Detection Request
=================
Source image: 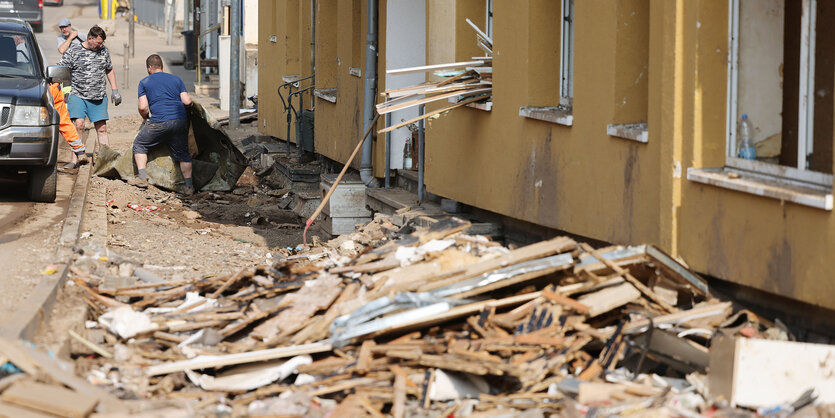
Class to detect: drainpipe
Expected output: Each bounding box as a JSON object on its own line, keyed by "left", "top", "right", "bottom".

{"left": 360, "top": 0, "right": 379, "bottom": 187}
{"left": 418, "top": 104, "right": 425, "bottom": 203}
{"left": 229, "top": 0, "right": 241, "bottom": 128}
{"left": 310, "top": 0, "right": 316, "bottom": 87}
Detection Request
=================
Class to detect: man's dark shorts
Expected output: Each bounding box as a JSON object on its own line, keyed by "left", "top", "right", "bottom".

{"left": 133, "top": 118, "right": 191, "bottom": 162}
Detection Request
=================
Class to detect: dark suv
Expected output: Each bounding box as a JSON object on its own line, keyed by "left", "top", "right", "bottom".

{"left": 0, "top": 0, "right": 43, "bottom": 33}
{"left": 0, "top": 19, "right": 70, "bottom": 202}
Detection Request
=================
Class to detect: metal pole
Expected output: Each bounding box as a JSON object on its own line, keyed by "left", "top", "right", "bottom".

{"left": 418, "top": 104, "right": 425, "bottom": 203}
{"left": 194, "top": 0, "right": 201, "bottom": 84}
{"left": 384, "top": 112, "right": 391, "bottom": 188}
{"left": 166, "top": 0, "right": 174, "bottom": 46}
{"left": 286, "top": 84, "right": 294, "bottom": 153}
{"left": 129, "top": 9, "right": 135, "bottom": 58}
{"left": 229, "top": 0, "right": 241, "bottom": 128}
{"left": 123, "top": 43, "right": 129, "bottom": 90}
{"left": 296, "top": 93, "right": 303, "bottom": 163}
{"left": 310, "top": 0, "right": 316, "bottom": 86}
{"left": 359, "top": 0, "right": 378, "bottom": 187}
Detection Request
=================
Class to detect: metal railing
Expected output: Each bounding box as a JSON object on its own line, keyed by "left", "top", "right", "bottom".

{"left": 133, "top": 0, "right": 166, "bottom": 30}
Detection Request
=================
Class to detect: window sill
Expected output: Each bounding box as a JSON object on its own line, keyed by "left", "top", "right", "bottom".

{"left": 282, "top": 75, "right": 300, "bottom": 83}
{"left": 687, "top": 167, "right": 833, "bottom": 210}
{"left": 449, "top": 97, "right": 492, "bottom": 111}
{"left": 519, "top": 106, "right": 573, "bottom": 126}
{"left": 314, "top": 88, "right": 337, "bottom": 104}
{"left": 607, "top": 123, "right": 648, "bottom": 143}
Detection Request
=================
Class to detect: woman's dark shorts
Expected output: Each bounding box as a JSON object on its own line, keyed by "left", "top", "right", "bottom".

{"left": 133, "top": 118, "right": 191, "bottom": 162}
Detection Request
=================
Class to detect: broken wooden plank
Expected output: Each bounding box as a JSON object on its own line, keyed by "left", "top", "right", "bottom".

{"left": 419, "top": 236, "right": 577, "bottom": 292}
{"left": 375, "top": 88, "right": 492, "bottom": 115}
{"left": 356, "top": 340, "right": 376, "bottom": 375}
{"left": 209, "top": 269, "right": 252, "bottom": 298}
{"left": 145, "top": 341, "right": 333, "bottom": 376}
{"left": 577, "top": 282, "right": 641, "bottom": 317}
{"left": 252, "top": 275, "right": 343, "bottom": 341}
{"left": 68, "top": 330, "right": 112, "bottom": 359}
{"left": 437, "top": 69, "right": 478, "bottom": 87}
{"left": 1, "top": 380, "right": 98, "bottom": 418}
{"left": 220, "top": 300, "right": 289, "bottom": 338}
{"left": 393, "top": 375, "right": 406, "bottom": 418}
{"left": 465, "top": 18, "right": 493, "bottom": 47}
{"left": 387, "top": 60, "right": 486, "bottom": 76}
{"left": 378, "top": 93, "right": 492, "bottom": 134}
{"left": 0, "top": 400, "right": 55, "bottom": 418}
{"left": 580, "top": 243, "right": 677, "bottom": 313}
{"left": 542, "top": 289, "right": 590, "bottom": 314}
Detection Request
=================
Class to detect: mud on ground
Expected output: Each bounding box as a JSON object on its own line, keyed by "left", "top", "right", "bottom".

{"left": 35, "top": 115, "right": 309, "bottom": 351}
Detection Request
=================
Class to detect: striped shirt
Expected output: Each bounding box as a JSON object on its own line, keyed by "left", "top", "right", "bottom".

{"left": 57, "top": 43, "right": 112, "bottom": 100}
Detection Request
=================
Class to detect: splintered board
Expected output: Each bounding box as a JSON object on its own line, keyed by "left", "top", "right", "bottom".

{"left": 1, "top": 380, "right": 98, "bottom": 418}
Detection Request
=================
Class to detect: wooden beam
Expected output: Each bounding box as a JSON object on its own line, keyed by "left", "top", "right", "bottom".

{"left": 376, "top": 88, "right": 492, "bottom": 115}
{"left": 580, "top": 243, "right": 678, "bottom": 313}
{"left": 387, "top": 60, "right": 486, "bottom": 76}
{"left": 145, "top": 341, "right": 332, "bottom": 376}
{"left": 378, "top": 94, "right": 492, "bottom": 134}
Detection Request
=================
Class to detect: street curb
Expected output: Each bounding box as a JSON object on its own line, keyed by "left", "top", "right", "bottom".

{"left": 5, "top": 161, "right": 93, "bottom": 341}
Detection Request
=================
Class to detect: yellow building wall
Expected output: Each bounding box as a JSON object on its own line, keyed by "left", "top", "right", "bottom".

{"left": 675, "top": 0, "right": 835, "bottom": 309}
{"left": 258, "top": 0, "right": 835, "bottom": 310}
{"left": 423, "top": 0, "right": 661, "bottom": 246}
{"left": 258, "top": 0, "right": 304, "bottom": 143}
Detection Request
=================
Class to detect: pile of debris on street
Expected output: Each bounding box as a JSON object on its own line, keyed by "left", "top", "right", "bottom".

{"left": 2, "top": 211, "right": 834, "bottom": 417}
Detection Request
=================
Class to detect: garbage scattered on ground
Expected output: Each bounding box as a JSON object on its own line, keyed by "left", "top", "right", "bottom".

{"left": 3, "top": 211, "right": 833, "bottom": 416}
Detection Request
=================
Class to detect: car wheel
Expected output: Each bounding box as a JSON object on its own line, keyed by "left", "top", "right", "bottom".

{"left": 32, "top": 23, "right": 43, "bottom": 33}
{"left": 28, "top": 164, "right": 57, "bottom": 203}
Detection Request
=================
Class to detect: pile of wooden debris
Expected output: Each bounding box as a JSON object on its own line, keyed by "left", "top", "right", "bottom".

{"left": 4, "top": 210, "right": 832, "bottom": 417}
{"left": 376, "top": 18, "right": 493, "bottom": 135}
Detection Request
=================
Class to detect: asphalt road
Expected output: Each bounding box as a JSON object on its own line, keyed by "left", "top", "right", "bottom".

{"left": 0, "top": 1, "right": 82, "bottom": 330}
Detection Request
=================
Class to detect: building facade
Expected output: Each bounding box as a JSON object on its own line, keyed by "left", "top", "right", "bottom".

{"left": 258, "top": 0, "right": 835, "bottom": 310}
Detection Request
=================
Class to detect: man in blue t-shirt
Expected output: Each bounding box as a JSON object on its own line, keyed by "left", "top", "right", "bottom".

{"left": 130, "top": 54, "right": 195, "bottom": 195}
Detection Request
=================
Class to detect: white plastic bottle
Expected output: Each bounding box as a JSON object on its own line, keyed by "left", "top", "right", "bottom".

{"left": 737, "top": 114, "right": 756, "bottom": 160}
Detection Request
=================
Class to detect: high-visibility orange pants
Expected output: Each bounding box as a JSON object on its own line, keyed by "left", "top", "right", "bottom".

{"left": 49, "top": 83, "right": 85, "bottom": 154}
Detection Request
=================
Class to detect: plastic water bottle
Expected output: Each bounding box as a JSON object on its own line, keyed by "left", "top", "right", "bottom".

{"left": 403, "top": 138, "right": 413, "bottom": 170}
{"left": 737, "top": 114, "right": 756, "bottom": 160}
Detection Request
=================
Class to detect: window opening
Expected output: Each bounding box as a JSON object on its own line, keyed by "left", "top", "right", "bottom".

{"left": 726, "top": 0, "right": 833, "bottom": 185}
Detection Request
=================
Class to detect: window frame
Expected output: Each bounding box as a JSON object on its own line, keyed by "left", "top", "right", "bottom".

{"left": 725, "top": 0, "right": 832, "bottom": 187}
{"left": 560, "top": 0, "right": 574, "bottom": 99}
{"left": 485, "top": 0, "right": 493, "bottom": 39}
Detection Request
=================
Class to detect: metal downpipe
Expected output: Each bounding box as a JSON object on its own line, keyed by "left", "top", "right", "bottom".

{"left": 360, "top": 0, "right": 379, "bottom": 187}
{"left": 418, "top": 104, "right": 425, "bottom": 203}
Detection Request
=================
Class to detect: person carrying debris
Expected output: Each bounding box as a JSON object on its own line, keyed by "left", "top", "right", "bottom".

{"left": 131, "top": 54, "right": 195, "bottom": 195}
{"left": 57, "top": 25, "right": 121, "bottom": 166}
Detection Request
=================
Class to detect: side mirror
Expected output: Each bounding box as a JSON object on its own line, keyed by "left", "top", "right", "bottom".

{"left": 46, "top": 65, "right": 70, "bottom": 83}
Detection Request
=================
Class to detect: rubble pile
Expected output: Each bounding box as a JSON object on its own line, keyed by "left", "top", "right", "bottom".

{"left": 1, "top": 214, "right": 833, "bottom": 417}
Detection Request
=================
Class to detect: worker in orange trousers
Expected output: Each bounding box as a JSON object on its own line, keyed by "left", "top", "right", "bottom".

{"left": 49, "top": 83, "right": 87, "bottom": 169}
